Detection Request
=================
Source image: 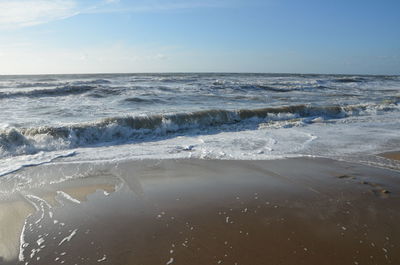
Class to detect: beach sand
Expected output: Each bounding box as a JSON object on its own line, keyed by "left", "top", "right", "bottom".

{"left": 1, "top": 158, "right": 400, "bottom": 265}
{"left": 380, "top": 151, "right": 400, "bottom": 162}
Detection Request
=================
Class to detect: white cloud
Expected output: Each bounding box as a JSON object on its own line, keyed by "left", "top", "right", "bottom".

{"left": 111, "top": 1, "right": 227, "bottom": 13}
{"left": 0, "top": 0, "right": 79, "bottom": 29}
{"left": 0, "top": 0, "right": 228, "bottom": 29}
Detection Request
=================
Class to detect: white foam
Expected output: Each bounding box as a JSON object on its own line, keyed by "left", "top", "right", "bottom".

{"left": 1, "top": 74, "right": 399, "bottom": 186}
{"left": 24, "top": 195, "right": 52, "bottom": 225}
{"left": 58, "top": 229, "right": 78, "bottom": 246}
{"left": 60, "top": 126, "right": 314, "bottom": 162}
{"left": 56, "top": 191, "right": 81, "bottom": 205}
{"left": 0, "top": 151, "right": 76, "bottom": 177}
{"left": 37, "top": 238, "right": 45, "bottom": 246}
{"left": 18, "top": 218, "right": 29, "bottom": 262}
{"left": 52, "top": 106, "right": 399, "bottom": 172}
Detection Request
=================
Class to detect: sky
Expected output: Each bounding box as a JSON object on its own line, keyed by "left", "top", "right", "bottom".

{"left": 0, "top": 0, "right": 399, "bottom": 75}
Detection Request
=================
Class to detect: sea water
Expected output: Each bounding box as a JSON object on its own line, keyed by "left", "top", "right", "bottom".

{"left": 0, "top": 73, "right": 399, "bottom": 181}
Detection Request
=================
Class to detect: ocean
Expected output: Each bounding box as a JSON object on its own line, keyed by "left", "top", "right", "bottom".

{"left": 0, "top": 73, "right": 399, "bottom": 183}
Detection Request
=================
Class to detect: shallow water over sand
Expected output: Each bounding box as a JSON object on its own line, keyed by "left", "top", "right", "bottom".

{"left": 1, "top": 158, "right": 400, "bottom": 264}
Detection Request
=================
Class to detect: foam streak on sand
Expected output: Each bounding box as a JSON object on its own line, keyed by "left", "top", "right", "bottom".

{"left": 58, "top": 229, "right": 78, "bottom": 246}
{"left": 18, "top": 218, "right": 29, "bottom": 262}
{"left": 97, "top": 255, "right": 107, "bottom": 262}
{"left": 24, "top": 195, "right": 52, "bottom": 224}
{"left": 56, "top": 191, "right": 81, "bottom": 204}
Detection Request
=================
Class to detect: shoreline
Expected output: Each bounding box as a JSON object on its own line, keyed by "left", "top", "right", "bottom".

{"left": 380, "top": 151, "right": 400, "bottom": 162}
{"left": 1, "top": 157, "right": 399, "bottom": 264}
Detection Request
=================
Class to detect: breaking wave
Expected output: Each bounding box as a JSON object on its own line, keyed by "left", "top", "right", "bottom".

{"left": 332, "top": 77, "right": 366, "bottom": 83}
{"left": 15, "top": 82, "right": 65, "bottom": 88}
{"left": 13, "top": 79, "right": 111, "bottom": 88}
{"left": 0, "top": 85, "right": 95, "bottom": 99}
{"left": 0, "top": 84, "right": 122, "bottom": 99}
{"left": 1, "top": 102, "right": 398, "bottom": 158}
{"left": 209, "top": 80, "right": 329, "bottom": 92}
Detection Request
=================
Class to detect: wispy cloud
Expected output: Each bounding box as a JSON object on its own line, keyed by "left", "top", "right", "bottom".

{"left": 0, "top": 0, "right": 228, "bottom": 29}
{"left": 0, "top": 0, "right": 80, "bottom": 29}
{"left": 91, "top": 0, "right": 227, "bottom": 13}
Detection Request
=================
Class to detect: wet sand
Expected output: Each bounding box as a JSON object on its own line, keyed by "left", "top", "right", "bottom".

{"left": 380, "top": 151, "right": 400, "bottom": 162}
{"left": 1, "top": 158, "right": 400, "bottom": 265}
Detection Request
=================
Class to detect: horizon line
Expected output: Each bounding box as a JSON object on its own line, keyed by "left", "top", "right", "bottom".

{"left": 0, "top": 71, "right": 398, "bottom": 77}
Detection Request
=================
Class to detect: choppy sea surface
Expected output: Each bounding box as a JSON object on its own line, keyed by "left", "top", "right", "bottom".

{"left": 0, "top": 73, "right": 399, "bottom": 180}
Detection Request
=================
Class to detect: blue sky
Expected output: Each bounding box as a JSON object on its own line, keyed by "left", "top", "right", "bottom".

{"left": 0, "top": 0, "right": 399, "bottom": 75}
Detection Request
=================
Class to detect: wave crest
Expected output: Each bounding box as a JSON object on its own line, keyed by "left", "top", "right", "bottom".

{"left": 0, "top": 102, "right": 398, "bottom": 158}
{"left": 0, "top": 85, "right": 95, "bottom": 99}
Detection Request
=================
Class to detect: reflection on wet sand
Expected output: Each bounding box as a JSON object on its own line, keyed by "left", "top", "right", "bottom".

{"left": 0, "top": 158, "right": 400, "bottom": 265}
{"left": 0, "top": 200, "right": 34, "bottom": 263}
{"left": 0, "top": 164, "right": 121, "bottom": 264}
